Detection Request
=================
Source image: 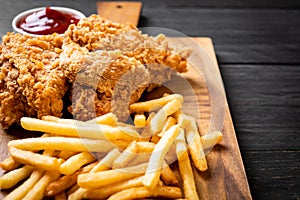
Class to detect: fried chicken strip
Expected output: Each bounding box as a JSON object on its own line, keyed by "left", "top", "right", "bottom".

{"left": 0, "top": 33, "right": 67, "bottom": 128}
{"left": 61, "top": 15, "right": 191, "bottom": 121}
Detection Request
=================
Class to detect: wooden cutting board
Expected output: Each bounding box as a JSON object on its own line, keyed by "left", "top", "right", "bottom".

{"left": 184, "top": 38, "right": 253, "bottom": 199}
{"left": 97, "top": 2, "right": 253, "bottom": 199}
{"left": 0, "top": 2, "right": 252, "bottom": 199}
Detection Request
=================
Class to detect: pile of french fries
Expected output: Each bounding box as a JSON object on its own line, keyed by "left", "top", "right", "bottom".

{"left": 0, "top": 93, "right": 223, "bottom": 200}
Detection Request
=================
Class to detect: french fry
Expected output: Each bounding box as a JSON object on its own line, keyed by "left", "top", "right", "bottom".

{"left": 21, "top": 117, "right": 139, "bottom": 141}
{"left": 41, "top": 115, "right": 61, "bottom": 122}
{"left": 175, "top": 128, "right": 186, "bottom": 157}
{"left": 176, "top": 128, "right": 199, "bottom": 200}
{"left": 83, "top": 176, "right": 144, "bottom": 199}
{"left": 183, "top": 115, "right": 208, "bottom": 171}
{"left": 68, "top": 149, "right": 121, "bottom": 200}
{"left": 164, "top": 142, "right": 177, "bottom": 164}
{"left": 106, "top": 124, "right": 142, "bottom": 141}
{"left": 4, "top": 169, "right": 45, "bottom": 200}
{"left": 45, "top": 162, "right": 98, "bottom": 196}
{"left": 58, "top": 151, "right": 78, "bottom": 160}
{"left": 173, "top": 110, "right": 183, "bottom": 126}
{"left": 92, "top": 148, "right": 121, "bottom": 172}
{"left": 48, "top": 175, "right": 76, "bottom": 197}
{"left": 0, "top": 156, "right": 21, "bottom": 171}
{"left": 136, "top": 142, "right": 155, "bottom": 153}
{"left": 139, "top": 127, "right": 152, "bottom": 141}
{"left": 116, "top": 122, "right": 139, "bottom": 130}
{"left": 0, "top": 165, "right": 34, "bottom": 189}
{"left": 67, "top": 184, "right": 80, "bottom": 196}
{"left": 134, "top": 114, "right": 146, "bottom": 128}
{"left": 130, "top": 94, "right": 183, "bottom": 113}
{"left": 54, "top": 192, "right": 67, "bottom": 200}
{"left": 109, "top": 139, "right": 133, "bottom": 150}
{"left": 23, "top": 166, "right": 61, "bottom": 200}
{"left": 59, "top": 152, "right": 96, "bottom": 175}
{"left": 138, "top": 112, "right": 156, "bottom": 140}
{"left": 158, "top": 116, "right": 177, "bottom": 137}
{"left": 143, "top": 125, "right": 180, "bottom": 189}
{"left": 12, "top": 151, "right": 61, "bottom": 200}
{"left": 78, "top": 163, "right": 148, "bottom": 189}
{"left": 107, "top": 186, "right": 182, "bottom": 200}
{"left": 160, "top": 160, "right": 178, "bottom": 186}
{"left": 201, "top": 131, "right": 223, "bottom": 151}
{"left": 150, "top": 99, "right": 182, "bottom": 133}
{"left": 8, "top": 137, "right": 120, "bottom": 153}
{"left": 41, "top": 116, "right": 81, "bottom": 125}
{"left": 4, "top": 148, "right": 51, "bottom": 199}
{"left": 86, "top": 112, "right": 118, "bottom": 125}
{"left": 149, "top": 104, "right": 163, "bottom": 112}
{"left": 128, "top": 142, "right": 154, "bottom": 167}
{"left": 41, "top": 149, "right": 56, "bottom": 156}
{"left": 177, "top": 153, "right": 199, "bottom": 200}
{"left": 126, "top": 153, "right": 151, "bottom": 167}
{"left": 8, "top": 146, "right": 59, "bottom": 171}
{"left": 68, "top": 188, "right": 84, "bottom": 200}
{"left": 113, "top": 141, "right": 138, "bottom": 169}
{"left": 73, "top": 177, "right": 164, "bottom": 200}
{"left": 146, "top": 112, "right": 156, "bottom": 125}
{"left": 150, "top": 135, "right": 160, "bottom": 144}
{"left": 1, "top": 93, "right": 223, "bottom": 199}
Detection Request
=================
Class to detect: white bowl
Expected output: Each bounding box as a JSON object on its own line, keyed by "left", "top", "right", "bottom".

{"left": 12, "top": 6, "right": 86, "bottom": 37}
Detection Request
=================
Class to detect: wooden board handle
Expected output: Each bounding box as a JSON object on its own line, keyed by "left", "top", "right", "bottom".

{"left": 97, "top": 1, "right": 142, "bottom": 26}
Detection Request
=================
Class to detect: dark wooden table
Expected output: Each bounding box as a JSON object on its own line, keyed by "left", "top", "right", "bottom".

{"left": 0, "top": 0, "right": 299, "bottom": 199}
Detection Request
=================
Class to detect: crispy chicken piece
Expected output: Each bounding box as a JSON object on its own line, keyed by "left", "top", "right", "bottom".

{"left": 0, "top": 15, "right": 191, "bottom": 128}
{"left": 0, "top": 33, "right": 67, "bottom": 129}
{"left": 63, "top": 47, "right": 151, "bottom": 121}
{"left": 0, "top": 57, "right": 33, "bottom": 129}
{"left": 61, "top": 15, "right": 191, "bottom": 121}
{"left": 65, "top": 15, "right": 188, "bottom": 73}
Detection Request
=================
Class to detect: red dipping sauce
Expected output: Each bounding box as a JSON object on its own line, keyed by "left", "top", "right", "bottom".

{"left": 17, "top": 7, "right": 80, "bottom": 35}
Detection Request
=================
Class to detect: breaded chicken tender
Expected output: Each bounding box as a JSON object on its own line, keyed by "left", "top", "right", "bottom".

{"left": 61, "top": 15, "right": 191, "bottom": 121}
{"left": 0, "top": 33, "right": 67, "bottom": 128}
{"left": 0, "top": 15, "right": 191, "bottom": 128}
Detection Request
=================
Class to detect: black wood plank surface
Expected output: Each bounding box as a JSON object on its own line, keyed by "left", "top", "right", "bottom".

{"left": 221, "top": 65, "right": 300, "bottom": 150}
{"left": 0, "top": 0, "right": 299, "bottom": 199}
{"left": 221, "top": 64, "right": 300, "bottom": 199}
{"left": 140, "top": 0, "right": 300, "bottom": 9}
{"left": 243, "top": 151, "right": 300, "bottom": 200}
{"left": 138, "top": 8, "right": 300, "bottom": 64}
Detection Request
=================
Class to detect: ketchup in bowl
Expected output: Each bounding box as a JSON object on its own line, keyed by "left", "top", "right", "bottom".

{"left": 16, "top": 7, "right": 81, "bottom": 35}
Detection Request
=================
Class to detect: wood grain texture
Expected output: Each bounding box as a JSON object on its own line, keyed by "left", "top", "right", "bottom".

{"left": 188, "top": 38, "right": 252, "bottom": 199}
{"left": 243, "top": 151, "right": 300, "bottom": 200}
{"left": 138, "top": 8, "right": 300, "bottom": 64}
{"left": 0, "top": 0, "right": 299, "bottom": 199}
{"left": 97, "top": 1, "right": 142, "bottom": 26}
{"left": 138, "top": 0, "right": 300, "bottom": 9}
{"left": 219, "top": 64, "right": 300, "bottom": 199}
{"left": 220, "top": 64, "right": 300, "bottom": 150}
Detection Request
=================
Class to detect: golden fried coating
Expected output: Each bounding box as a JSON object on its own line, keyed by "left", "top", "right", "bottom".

{"left": 0, "top": 15, "right": 191, "bottom": 128}
{"left": 0, "top": 33, "right": 67, "bottom": 128}
{"left": 62, "top": 15, "right": 190, "bottom": 121}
